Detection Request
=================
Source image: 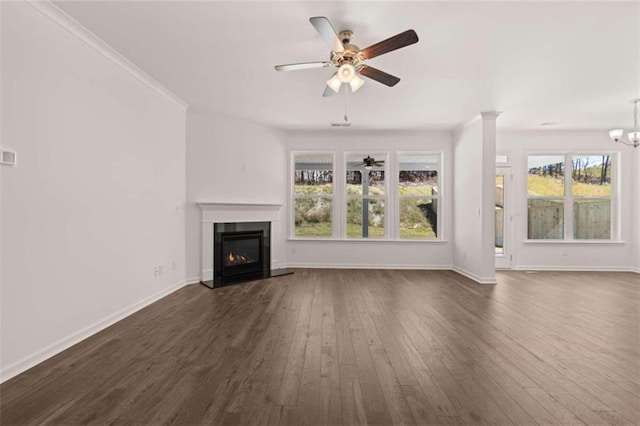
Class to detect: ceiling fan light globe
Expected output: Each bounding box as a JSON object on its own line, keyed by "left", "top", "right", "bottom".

{"left": 628, "top": 131, "right": 640, "bottom": 144}
{"left": 327, "top": 73, "right": 342, "bottom": 93}
{"left": 337, "top": 64, "right": 355, "bottom": 83}
{"left": 609, "top": 129, "right": 624, "bottom": 142}
{"left": 349, "top": 74, "right": 365, "bottom": 92}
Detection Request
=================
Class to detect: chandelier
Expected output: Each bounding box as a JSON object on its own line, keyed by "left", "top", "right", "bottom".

{"left": 609, "top": 98, "right": 640, "bottom": 148}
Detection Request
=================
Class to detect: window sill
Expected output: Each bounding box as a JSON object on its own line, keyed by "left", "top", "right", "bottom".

{"left": 523, "top": 240, "right": 626, "bottom": 245}
{"left": 288, "top": 238, "right": 448, "bottom": 243}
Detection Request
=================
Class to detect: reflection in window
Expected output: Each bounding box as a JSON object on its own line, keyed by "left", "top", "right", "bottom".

{"left": 346, "top": 153, "right": 386, "bottom": 239}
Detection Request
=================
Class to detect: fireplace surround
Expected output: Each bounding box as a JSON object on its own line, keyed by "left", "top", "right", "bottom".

{"left": 198, "top": 202, "right": 291, "bottom": 289}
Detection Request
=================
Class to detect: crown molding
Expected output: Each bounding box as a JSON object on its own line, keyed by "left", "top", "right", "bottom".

{"left": 26, "top": 0, "right": 189, "bottom": 111}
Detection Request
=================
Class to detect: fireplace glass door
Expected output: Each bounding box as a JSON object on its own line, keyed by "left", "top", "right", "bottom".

{"left": 220, "top": 231, "right": 263, "bottom": 277}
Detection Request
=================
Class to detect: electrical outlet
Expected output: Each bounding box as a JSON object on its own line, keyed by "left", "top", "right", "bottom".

{"left": 154, "top": 266, "right": 160, "bottom": 277}
{"left": 172, "top": 260, "right": 177, "bottom": 270}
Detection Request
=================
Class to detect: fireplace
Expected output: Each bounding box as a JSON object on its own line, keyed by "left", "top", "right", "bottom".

{"left": 211, "top": 221, "right": 271, "bottom": 287}
{"left": 198, "top": 203, "right": 293, "bottom": 289}
{"left": 220, "top": 231, "right": 263, "bottom": 278}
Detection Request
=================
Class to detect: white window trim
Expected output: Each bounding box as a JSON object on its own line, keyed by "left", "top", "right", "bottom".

{"left": 290, "top": 149, "right": 446, "bottom": 242}
{"left": 291, "top": 151, "right": 336, "bottom": 239}
{"left": 344, "top": 151, "right": 390, "bottom": 239}
{"left": 397, "top": 151, "right": 443, "bottom": 241}
{"left": 524, "top": 151, "right": 618, "bottom": 242}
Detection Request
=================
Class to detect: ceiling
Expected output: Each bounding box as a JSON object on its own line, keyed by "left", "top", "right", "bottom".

{"left": 55, "top": 1, "right": 639, "bottom": 132}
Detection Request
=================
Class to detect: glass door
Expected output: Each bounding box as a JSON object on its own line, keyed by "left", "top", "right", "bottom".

{"left": 496, "top": 167, "right": 513, "bottom": 268}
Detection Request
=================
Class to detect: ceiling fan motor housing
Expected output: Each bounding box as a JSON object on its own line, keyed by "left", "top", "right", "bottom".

{"left": 338, "top": 30, "right": 353, "bottom": 45}
{"left": 331, "top": 52, "right": 361, "bottom": 68}
{"left": 329, "top": 30, "right": 362, "bottom": 66}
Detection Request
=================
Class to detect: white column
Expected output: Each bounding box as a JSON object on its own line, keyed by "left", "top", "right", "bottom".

{"left": 480, "top": 112, "right": 502, "bottom": 282}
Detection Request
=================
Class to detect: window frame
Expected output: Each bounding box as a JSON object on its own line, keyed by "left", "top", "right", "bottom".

{"left": 525, "top": 151, "right": 617, "bottom": 242}
{"left": 397, "top": 151, "right": 442, "bottom": 240}
{"left": 289, "top": 149, "right": 446, "bottom": 242}
{"left": 344, "top": 151, "right": 389, "bottom": 239}
{"left": 291, "top": 151, "right": 336, "bottom": 239}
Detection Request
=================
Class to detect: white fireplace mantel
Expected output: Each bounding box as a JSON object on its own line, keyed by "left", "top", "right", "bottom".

{"left": 198, "top": 202, "right": 284, "bottom": 282}
{"left": 198, "top": 202, "right": 282, "bottom": 223}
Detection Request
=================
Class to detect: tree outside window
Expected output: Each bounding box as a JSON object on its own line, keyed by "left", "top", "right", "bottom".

{"left": 571, "top": 155, "right": 611, "bottom": 239}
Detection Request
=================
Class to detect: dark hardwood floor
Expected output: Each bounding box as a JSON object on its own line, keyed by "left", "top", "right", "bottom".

{"left": 1, "top": 269, "right": 639, "bottom": 425}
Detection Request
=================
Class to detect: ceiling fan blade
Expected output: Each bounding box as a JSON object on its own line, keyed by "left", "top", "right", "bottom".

{"left": 322, "top": 85, "right": 337, "bottom": 97}
{"left": 309, "top": 17, "right": 345, "bottom": 52}
{"left": 357, "top": 65, "right": 401, "bottom": 87}
{"left": 359, "top": 29, "right": 418, "bottom": 60}
{"left": 275, "top": 62, "right": 332, "bottom": 72}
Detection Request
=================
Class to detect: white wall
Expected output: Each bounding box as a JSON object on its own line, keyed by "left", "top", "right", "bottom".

{"left": 1, "top": 2, "right": 187, "bottom": 381}
{"left": 185, "top": 109, "right": 287, "bottom": 282}
{"left": 496, "top": 130, "right": 636, "bottom": 271}
{"left": 285, "top": 130, "right": 454, "bottom": 269}
{"left": 452, "top": 116, "right": 497, "bottom": 283}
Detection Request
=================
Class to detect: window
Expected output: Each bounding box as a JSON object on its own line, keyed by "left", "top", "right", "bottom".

{"left": 345, "top": 153, "right": 386, "bottom": 238}
{"left": 527, "top": 155, "right": 565, "bottom": 239}
{"left": 527, "top": 154, "right": 614, "bottom": 240}
{"left": 291, "top": 150, "right": 444, "bottom": 241}
{"left": 398, "top": 153, "right": 440, "bottom": 239}
{"left": 293, "top": 153, "right": 333, "bottom": 238}
{"left": 572, "top": 155, "right": 612, "bottom": 239}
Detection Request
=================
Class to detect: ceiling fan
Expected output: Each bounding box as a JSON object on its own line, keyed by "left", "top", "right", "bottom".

{"left": 275, "top": 17, "right": 418, "bottom": 97}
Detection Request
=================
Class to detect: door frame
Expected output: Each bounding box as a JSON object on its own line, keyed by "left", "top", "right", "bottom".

{"left": 496, "top": 166, "right": 514, "bottom": 269}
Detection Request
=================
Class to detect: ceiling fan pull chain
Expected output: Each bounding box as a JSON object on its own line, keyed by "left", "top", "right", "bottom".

{"left": 344, "top": 85, "right": 349, "bottom": 122}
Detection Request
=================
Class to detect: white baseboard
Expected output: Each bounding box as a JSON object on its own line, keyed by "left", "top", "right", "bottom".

{"left": 186, "top": 276, "right": 203, "bottom": 285}
{"left": 286, "top": 263, "right": 496, "bottom": 284}
{"left": 452, "top": 267, "right": 497, "bottom": 284}
{"left": 511, "top": 265, "right": 635, "bottom": 272}
{"left": 285, "top": 263, "right": 453, "bottom": 270}
{"left": 0, "top": 279, "right": 188, "bottom": 383}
